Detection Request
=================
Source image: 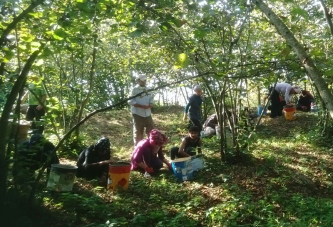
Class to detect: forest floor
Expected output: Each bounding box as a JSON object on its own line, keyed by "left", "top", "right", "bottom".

{"left": 3, "top": 106, "right": 333, "bottom": 227}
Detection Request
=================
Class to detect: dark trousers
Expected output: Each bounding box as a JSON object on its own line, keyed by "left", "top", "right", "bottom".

{"left": 189, "top": 118, "right": 202, "bottom": 132}
{"left": 170, "top": 146, "right": 196, "bottom": 160}
{"left": 76, "top": 164, "right": 109, "bottom": 180}
{"left": 269, "top": 90, "right": 284, "bottom": 117}
{"left": 26, "top": 105, "right": 45, "bottom": 134}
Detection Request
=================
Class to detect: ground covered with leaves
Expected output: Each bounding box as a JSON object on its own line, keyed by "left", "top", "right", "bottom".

{"left": 3, "top": 106, "right": 333, "bottom": 227}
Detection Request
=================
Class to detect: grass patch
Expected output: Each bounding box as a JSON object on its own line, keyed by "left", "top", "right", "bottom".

{"left": 4, "top": 106, "right": 333, "bottom": 227}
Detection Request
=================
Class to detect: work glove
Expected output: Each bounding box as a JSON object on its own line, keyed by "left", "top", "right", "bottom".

{"left": 145, "top": 167, "right": 154, "bottom": 174}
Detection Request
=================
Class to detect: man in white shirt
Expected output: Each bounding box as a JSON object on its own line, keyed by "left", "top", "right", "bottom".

{"left": 269, "top": 82, "right": 301, "bottom": 118}
{"left": 128, "top": 74, "right": 155, "bottom": 145}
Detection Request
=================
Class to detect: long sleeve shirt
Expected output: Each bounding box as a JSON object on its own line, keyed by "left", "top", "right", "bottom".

{"left": 130, "top": 139, "right": 165, "bottom": 170}
{"left": 274, "top": 82, "right": 293, "bottom": 103}
{"left": 128, "top": 85, "right": 154, "bottom": 117}
{"left": 184, "top": 94, "right": 203, "bottom": 120}
{"left": 28, "top": 83, "right": 47, "bottom": 105}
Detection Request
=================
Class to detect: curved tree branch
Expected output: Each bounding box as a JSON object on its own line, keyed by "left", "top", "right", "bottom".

{"left": 0, "top": 0, "right": 44, "bottom": 48}
{"left": 319, "top": 0, "right": 333, "bottom": 38}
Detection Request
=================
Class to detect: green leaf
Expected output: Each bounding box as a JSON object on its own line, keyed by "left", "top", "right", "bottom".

{"left": 3, "top": 48, "right": 14, "bottom": 62}
{"left": 291, "top": 7, "right": 308, "bottom": 19}
{"left": 159, "top": 22, "right": 170, "bottom": 31}
{"left": 129, "top": 29, "right": 143, "bottom": 37}
{"left": 194, "top": 30, "right": 207, "bottom": 39}
{"left": 323, "top": 69, "right": 333, "bottom": 76}
{"left": 21, "top": 34, "right": 35, "bottom": 42}
{"left": 96, "top": 3, "right": 107, "bottom": 11}
{"left": 54, "top": 28, "right": 68, "bottom": 39}
{"left": 174, "top": 53, "right": 190, "bottom": 69}
{"left": 170, "top": 18, "right": 183, "bottom": 28}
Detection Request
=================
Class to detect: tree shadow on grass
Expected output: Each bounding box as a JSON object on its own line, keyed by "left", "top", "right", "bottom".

{"left": 190, "top": 147, "right": 333, "bottom": 226}
{"left": 1, "top": 185, "right": 73, "bottom": 227}
{"left": 256, "top": 111, "right": 318, "bottom": 139}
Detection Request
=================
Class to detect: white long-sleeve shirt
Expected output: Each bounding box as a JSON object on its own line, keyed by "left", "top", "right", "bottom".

{"left": 128, "top": 85, "right": 154, "bottom": 117}
{"left": 274, "top": 82, "right": 293, "bottom": 103}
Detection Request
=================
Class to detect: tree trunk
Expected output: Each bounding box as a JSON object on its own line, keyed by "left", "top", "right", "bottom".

{"left": 0, "top": 46, "right": 43, "bottom": 208}
{"left": 319, "top": 0, "right": 333, "bottom": 38}
{"left": 254, "top": 0, "right": 333, "bottom": 119}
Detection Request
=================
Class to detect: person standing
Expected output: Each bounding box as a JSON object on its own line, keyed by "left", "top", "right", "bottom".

{"left": 268, "top": 82, "right": 301, "bottom": 118}
{"left": 128, "top": 74, "right": 154, "bottom": 145}
{"left": 183, "top": 85, "right": 203, "bottom": 131}
{"left": 21, "top": 75, "right": 47, "bottom": 134}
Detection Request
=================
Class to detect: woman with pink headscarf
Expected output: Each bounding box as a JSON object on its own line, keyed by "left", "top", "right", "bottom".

{"left": 131, "top": 129, "right": 172, "bottom": 176}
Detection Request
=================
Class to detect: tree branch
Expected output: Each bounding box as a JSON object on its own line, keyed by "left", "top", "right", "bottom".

{"left": 0, "top": 0, "right": 44, "bottom": 48}
{"left": 319, "top": 0, "right": 333, "bottom": 38}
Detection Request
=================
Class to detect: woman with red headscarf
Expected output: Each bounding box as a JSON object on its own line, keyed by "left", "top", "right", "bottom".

{"left": 131, "top": 129, "right": 172, "bottom": 176}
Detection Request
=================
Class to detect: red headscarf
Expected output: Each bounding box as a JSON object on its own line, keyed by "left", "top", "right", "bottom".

{"left": 149, "top": 129, "right": 167, "bottom": 146}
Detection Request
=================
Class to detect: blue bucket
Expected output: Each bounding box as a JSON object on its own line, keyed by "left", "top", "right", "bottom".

{"left": 171, "top": 157, "right": 193, "bottom": 181}
{"left": 191, "top": 157, "right": 204, "bottom": 171}
{"left": 257, "top": 105, "right": 266, "bottom": 115}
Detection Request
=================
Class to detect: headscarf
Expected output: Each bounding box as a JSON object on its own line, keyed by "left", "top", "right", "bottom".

{"left": 94, "top": 137, "right": 111, "bottom": 154}
{"left": 136, "top": 74, "right": 147, "bottom": 81}
{"left": 149, "top": 129, "right": 167, "bottom": 146}
{"left": 292, "top": 86, "right": 301, "bottom": 94}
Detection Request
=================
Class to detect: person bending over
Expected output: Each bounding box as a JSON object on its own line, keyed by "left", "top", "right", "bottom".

{"left": 131, "top": 129, "right": 172, "bottom": 177}
{"left": 201, "top": 113, "right": 218, "bottom": 137}
{"left": 13, "top": 134, "right": 59, "bottom": 185}
{"left": 76, "top": 137, "right": 113, "bottom": 185}
{"left": 268, "top": 82, "right": 301, "bottom": 118}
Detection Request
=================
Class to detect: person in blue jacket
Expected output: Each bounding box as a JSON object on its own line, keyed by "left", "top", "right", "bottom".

{"left": 183, "top": 85, "right": 203, "bottom": 131}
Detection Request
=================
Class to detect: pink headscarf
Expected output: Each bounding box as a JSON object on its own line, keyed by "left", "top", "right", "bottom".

{"left": 149, "top": 129, "right": 167, "bottom": 146}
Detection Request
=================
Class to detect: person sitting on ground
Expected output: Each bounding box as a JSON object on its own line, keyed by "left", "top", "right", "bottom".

{"left": 296, "top": 90, "right": 315, "bottom": 112}
{"left": 13, "top": 133, "right": 59, "bottom": 185}
{"left": 201, "top": 113, "right": 218, "bottom": 137}
{"left": 131, "top": 129, "right": 172, "bottom": 176}
{"left": 76, "top": 137, "right": 114, "bottom": 185}
{"left": 170, "top": 126, "right": 202, "bottom": 160}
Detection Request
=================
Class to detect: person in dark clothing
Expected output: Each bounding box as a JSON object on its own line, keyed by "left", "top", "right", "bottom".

{"left": 13, "top": 134, "right": 59, "bottom": 185}
{"left": 268, "top": 83, "right": 301, "bottom": 118}
{"left": 183, "top": 85, "right": 203, "bottom": 132}
{"left": 76, "top": 137, "right": 113, "bottom": 184}
{"left": 170, "top": 126, "right": 202, "bottom": 160}
{"left": 296, "top": 90, "right": 314, "bottom": 112}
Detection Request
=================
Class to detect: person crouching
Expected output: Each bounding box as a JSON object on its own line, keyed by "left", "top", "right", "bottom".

{"left": 76, "top": 137, "right": 114, "bottom": 185}
{"left": 131, "top": 129, "right": 172, "bottom": 177}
